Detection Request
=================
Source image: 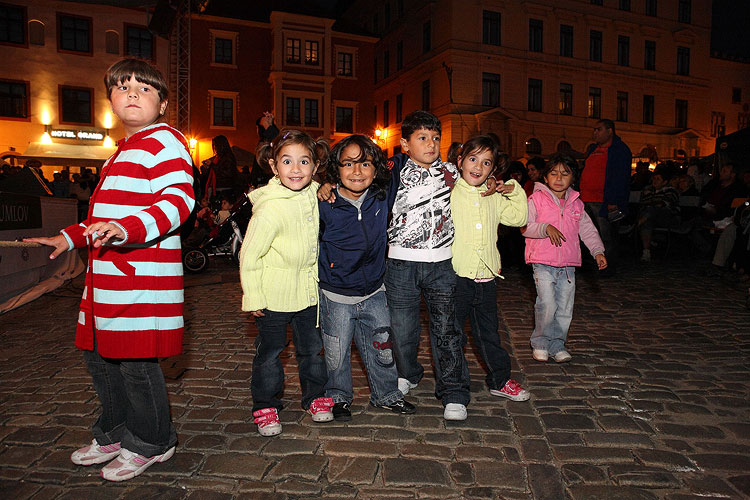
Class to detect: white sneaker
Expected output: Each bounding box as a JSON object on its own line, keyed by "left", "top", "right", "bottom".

{"left": 99, "top": 446, "right": 175, "bottom": 482}
{"left": 553, "top": 350, "right": 572, "bottom": 363}
{"left": 70, "top": 439, "right": 122, "bottom": 466}
{"left": 397, "top": 377, "right": 417, "bottom": 396}
{"left": 640, "top": 249, "right": 651, "bottom": 262}
{"left": 443, "top": 403, "right": 467, "bottom": 421}
{"left": 532, "top": 349, "right": 549, "bottom": 362}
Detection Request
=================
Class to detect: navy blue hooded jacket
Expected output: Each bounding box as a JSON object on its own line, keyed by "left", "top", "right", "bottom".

{"left": 584, "top": 134, "right": 633, "bottom": 216}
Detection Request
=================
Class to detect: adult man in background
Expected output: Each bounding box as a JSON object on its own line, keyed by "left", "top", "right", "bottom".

{"left": 580, "top": 119, "right": 632, "bottom": 273}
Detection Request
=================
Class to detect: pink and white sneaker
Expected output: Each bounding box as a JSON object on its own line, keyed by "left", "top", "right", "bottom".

{"left": 70, "top": 439, "right": 122, "bottom": 466}
{"left": 308, "top": 397, "right": 334, "bottom": 422}
{"left": 253, "top": 407, "right": 282, "bottom": 436}
{"left": 490, "top": 379, "right": 531, "bottom": 402}
{"left": 100, "top": 446, "right": 175, "bottom": 482}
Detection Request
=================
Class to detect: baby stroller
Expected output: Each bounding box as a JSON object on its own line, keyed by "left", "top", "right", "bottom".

{"left": 182, "top": 196, "right": 251, "bottom": 273}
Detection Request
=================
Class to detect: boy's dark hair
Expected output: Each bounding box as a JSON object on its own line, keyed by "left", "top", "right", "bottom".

{"left": 456, "top": 135, "right": 506, "bottom": 175}
{"left": 446, "top": 142, "right": 462, "bottom": 165}
{"left": 401, "top": 110, "right": 441, "bottom": 140}
{"left": 327, "top": 134, "right": 390, "bottom": 199}
{"left": 597, "top": 118, "right": 616, "bottom": 134}
{"left": 542, "top": 153, "right": 579, "bottom": 183}
{"left": 526, "top": 156, "right": 545, "bottom": 171}
{"left": 503, "top": 160, "right": 528, "bottom": 184}
{"left": 256, "top": 129, "right": 329, "bottom": 173}
{"left": 104, "top": 58, "right": 169, "bottom": 102}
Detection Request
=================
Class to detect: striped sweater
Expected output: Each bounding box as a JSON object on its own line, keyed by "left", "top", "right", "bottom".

{"left": 60, "top": 123, "right": 195, "bottom": 358}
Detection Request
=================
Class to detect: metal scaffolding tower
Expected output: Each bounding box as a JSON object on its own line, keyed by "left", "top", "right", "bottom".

{"left": 168, "top": 0, "right": 191, "bottom": 135}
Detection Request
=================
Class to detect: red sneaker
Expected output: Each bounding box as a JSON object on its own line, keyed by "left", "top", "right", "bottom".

{"left": 490, "top": 379, "right": 531, "bottom": 401}
{"left": 308, "top": 397, "right": 334, "bottom": 422}
{"left": 253, "top": 407, "right": 282, "bottom": 436}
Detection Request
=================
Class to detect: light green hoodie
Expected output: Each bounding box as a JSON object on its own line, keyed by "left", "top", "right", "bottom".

{"left": 239, "top": 177, "right": 320, "bottom": 312}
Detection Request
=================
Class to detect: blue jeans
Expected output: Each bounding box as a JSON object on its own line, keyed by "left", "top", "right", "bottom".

{"left": 531, "top": 264, "right": 576, "bottom": 355}
{"left": 384, "top": 258, "right": 470, "bottom": 406}
{"left": 83, "top": 345, "right": 177, "bottom": 458}
{"left": 251, "top": 306, "right": 328, "bottom": 413}
{"left": 320, "top": 291, "right": 403, "bottom": 406}
{"left": 454, "top": 277, "right": 511, "bottom": 391}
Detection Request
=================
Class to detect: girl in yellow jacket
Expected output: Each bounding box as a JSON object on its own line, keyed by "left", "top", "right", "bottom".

{"left": 239, "top": 130, "right": 333, "bottom": 436}
{"left": 450, "top": 136, "right": 531, "bottom": 402}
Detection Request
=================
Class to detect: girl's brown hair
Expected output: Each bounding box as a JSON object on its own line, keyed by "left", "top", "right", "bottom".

{"left": 104, "top": 58, "right": 169, "bottom": 102}
{"left": 256, "top": 129, "right": 329, "bottom": 173}
{"left": 455, "top": 135, "right": 508, "bottom": 176}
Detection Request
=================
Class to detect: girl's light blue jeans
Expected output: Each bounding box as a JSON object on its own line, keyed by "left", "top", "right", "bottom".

{"left": 531, "top": 264, "right": 576, "bottom": 355}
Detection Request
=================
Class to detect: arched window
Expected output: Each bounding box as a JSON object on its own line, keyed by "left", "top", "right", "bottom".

{"left": 105, "top": 30, "right": 119, "bottom": 55}
{"left": 557, "top": 140, "right": 572, "bottom": 153}
{"left": 29, "top": 20, "right": 44, "bottom": 46}
{"left": 525, "top": 138, "right": 542, "bottom": 155}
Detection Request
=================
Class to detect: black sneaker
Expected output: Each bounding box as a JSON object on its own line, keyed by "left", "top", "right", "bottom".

{"left": 371, "top": 398, "right": 416, "bottom": 414}
{"left": 332, "top": 402, "right": 352, "bottom": 422}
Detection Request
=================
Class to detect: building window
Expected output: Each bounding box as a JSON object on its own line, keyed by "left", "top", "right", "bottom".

{"left": 335, "top": 106, "right": 353, "bottom": 133}
{"left": 304, "top": 99, "right": 318, "bottom": 127}
{"left": 397, "top": 0, "right": 404, "bottom": 17}
{"left": 396, "top": 93, "right": 402, "bottom": 122}
{"left": 591, "top": 0, "right": 602, "bottom": 4}
{"left": 645, "top": 0, "right": 657, "bottom": 16}
{"left": 711, "top": 111, "right": 725, "bottom": 137}
{"left": 396, "top": 41, "right": 403, "bottom": 70}
{"left": 126, "top": 25, "right": 153, "bottom": 60}
{"left": 383, "top": 100, "right": 390, "bottom": 127}
{"left": 589, "top": 30, "right": 602, "bottom": 62}
{"left": 213, "top": 97, "right": 234, "bottom": 127}
{"left": 557, "top": 141, "right": 572, "bottom": 153}
{"left": 617, "top": 35, "right": 630, "bottom": 66}
{"left": 58, "top": 14, "right": 91, "bottom": 54}
{"left": 588, "top": 87, "right": 601, "bottom": 118}
{"left": 619, "top": 0, "right": 631, "bottom": 11}
{"left": 560, "top": 25, "right": 573, "bottom": 58}
{"left": 373, "top": 56, "right": 378, "bottom": 83}
{"left": 105, "top": 30, "right": 119, "bottom": 54}
{"left": 617, "top": 91, "right": 628, "bottom": 122}
{"left": 526, "top": 138, "right": 542, "bottom": 155}
{"left": 28, "top": 19, "right": 43, "bottom": 46}
{"left": 678, "top": 0, "right": 691, "bottom": 23}
{"left": 559, "top": 83, "right": 572, "bottom": 115}
{"left": 373, "top": 14, "right": 379, "bottom": 34}
{"left": 732, "top": 88, "right": 742, "bottom": 104}
{"left": 528, "top": 78, "right": 542, "bottom": 112}
{"left": 0, "top": 4, "right": 26, "bottom": 45}
{"left": 305, "top": 40, "right": 319, "bottom": 65}
{"left": 422, "top": 79, "right": 430, "bottom": 111}
{"left": 643, "top": 94, "right": 655, "bottom": 124}
{"left": 677, "top": 46, "right": 690, "bottom": 75}
{"left": 738, "top": 113, "right": 750, "bottom": 130}
{"left": 482, "top": 73, "right": 500, "bottom": 107}
{"left": 529, "top": 19, "right": 543, "bottom": 52}
{"left": 644, "top": 40, "right": 656, "bottom": 70}
{"left": 483, "top": 10, "right": 501, "bottom": 46}
{"left": 60, "top": 86, "right": 92, "bottom": 124}
{"left": 422, "top": 21, "right": 431, "bottom": 53}
{"left": 286, "top": 38, "right": 301, "bottom": 63}
{"left": 0, "top": 79, "right": 29, "bottom": 119}
{"left": 675, "top": 99, "right": 688, "bottom": 128}
{"left": 214, "top": 37, "right": 233, "bottom": 65}
{"left": 385, "top": 3, "right": 391, "bottom": 27}
{"left": 337, "top": 51, "right": 353, "bottom": 76}
{"left": 383, "top": 50, "right": 390, "bottom": 78}
{"left": 286, "top": 97, "right": 301, "bottom": 126}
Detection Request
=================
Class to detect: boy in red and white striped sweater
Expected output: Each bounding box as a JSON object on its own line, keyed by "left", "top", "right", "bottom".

{"left": 26, "top": 59, "right": 195, "bottom": 481}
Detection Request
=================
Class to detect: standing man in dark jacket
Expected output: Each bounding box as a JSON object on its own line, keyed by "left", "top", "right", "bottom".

{"left": 580, "top": 119, "right": 632, "bottom": 271}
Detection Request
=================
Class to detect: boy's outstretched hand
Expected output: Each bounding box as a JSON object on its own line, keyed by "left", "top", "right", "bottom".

{"left": 595, "top": 254, "right": 608, "bottom": 270}
{"left": 545, "top": 225, "right": 566, "bottom": 247}
{"left": 83, "top": 222, "right": 125, "bottom": 248}
{"left": 317, "top": 182, "right": 336, "bottom": 203}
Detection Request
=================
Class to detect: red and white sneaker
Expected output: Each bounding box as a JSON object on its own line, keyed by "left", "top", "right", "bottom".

{"left": 308, "top": 397, "right": 334, "bottom": 422}
{"left": 253, "top": 407, "right": 282, "bottom": 436}
{"left": 490, "top": 379, "right": 531, "bottom": 402}
{"left": 70, "top": 439, "right": 121, "bottom": 466}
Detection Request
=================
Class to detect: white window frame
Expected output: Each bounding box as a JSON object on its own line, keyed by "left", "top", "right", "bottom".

{"left": 209, "top": 90, "right": 238, "bottom": 130}
{"left": 333, "top": 99, "right": 359, "bottom": 136}
{"left": 334, "top": 44, "right": 358, "bottom": 79}
{"left": 283, "top": 91, "right": 323, "bottom": 129}
{"left": 209, "top": 29, "right": 238, "bottom": 68}
{"left": 284, "top": 31, "right": 323, "bottom": 68}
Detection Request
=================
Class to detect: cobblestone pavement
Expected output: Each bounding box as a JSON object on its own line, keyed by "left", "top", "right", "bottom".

{"left": 1, "top": 257, "right": 749, "bottom": 499}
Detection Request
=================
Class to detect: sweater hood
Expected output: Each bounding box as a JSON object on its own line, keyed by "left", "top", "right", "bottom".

{"left": 532, "top": 182, "right": 580, "bottom": 205}
{"left": 248, "top": 177, "right": 315, "bottom": 209}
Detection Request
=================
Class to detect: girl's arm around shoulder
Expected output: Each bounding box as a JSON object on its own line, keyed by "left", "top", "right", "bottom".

{"left": 521, "top": 196, "right": 548, "bottom": 238}
{"left": 238, "top": 212, "right": 277, "bottom": 312}
{"left": 496, "top": 179, "right": 528, "bottom": 228}
{"left": 578, "top": 207, "right": 605, "bottom": 256}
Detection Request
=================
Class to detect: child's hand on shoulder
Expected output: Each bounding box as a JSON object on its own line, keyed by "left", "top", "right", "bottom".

{"left": 250, "top": 309, "right": 265, "bottom": 317}
{"left": 317, "top": 182, "right": 336, "bottom": 203}
{"left": 545, "top": 225, "right": 566, "bottom": 247}
{"left": 496, "top": 180, "right": 515, "bottom": 195}
{"left": 595, "top": 254, "right": 608, "bottom": 270}
{"left": 84, "top": 222, "right": 125, "bottom": 248}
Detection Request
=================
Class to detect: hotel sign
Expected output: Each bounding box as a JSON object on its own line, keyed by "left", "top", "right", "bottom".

{"left": 50, "top": 128, "right": 105, "bottom": 141}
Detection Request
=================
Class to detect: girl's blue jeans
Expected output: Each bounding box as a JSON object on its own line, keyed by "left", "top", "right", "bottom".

{"left": 531, "top": 264, "right": 576, "bottom": 355}
{"left": 320, "top": 290, "right": 403, "bottom": 406}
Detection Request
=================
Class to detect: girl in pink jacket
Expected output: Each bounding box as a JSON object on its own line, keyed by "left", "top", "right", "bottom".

{"left": 523, "top": 154, "right": 607, "bottom": 363}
